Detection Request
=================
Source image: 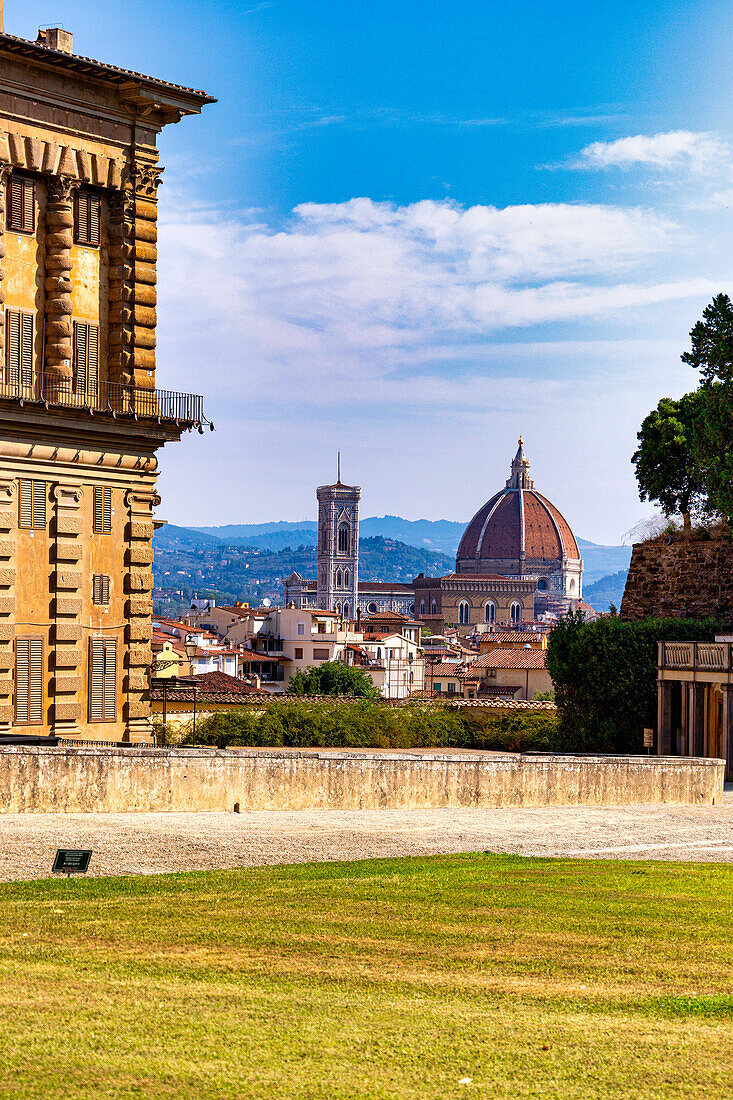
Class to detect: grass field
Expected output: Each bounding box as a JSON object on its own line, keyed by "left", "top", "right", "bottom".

{"left": 1, "top": 855, "right": 733, "bottom": 1099}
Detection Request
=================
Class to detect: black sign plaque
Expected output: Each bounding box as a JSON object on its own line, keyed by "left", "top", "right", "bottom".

{"left": 52, "top": 849, "right": 92, "bottom": 875}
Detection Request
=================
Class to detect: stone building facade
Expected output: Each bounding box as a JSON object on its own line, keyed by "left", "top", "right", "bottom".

{"left": 621, "top": 530, "right": 733, "bottom": 622}
{"left": 0, "top": 25, "right": 212, "bottom": 740}
{"left": 412, "top": 573, "right": 537, "bottom": 633}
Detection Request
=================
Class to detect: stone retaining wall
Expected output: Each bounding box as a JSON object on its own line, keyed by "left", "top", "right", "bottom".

{"left": 621, "top": 533, "right": 733, "bottom": 621}
{"left": 0, "top": 746, "right": 722, "bottom": 813}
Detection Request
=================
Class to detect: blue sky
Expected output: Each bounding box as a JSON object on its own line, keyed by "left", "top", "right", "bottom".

{"left": 14, "top": 0, "right": 733, "bottom": 542}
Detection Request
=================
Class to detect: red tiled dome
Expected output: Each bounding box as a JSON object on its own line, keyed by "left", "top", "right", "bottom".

{"left": 457, "top": 441, "right": 579, "bottom": 570}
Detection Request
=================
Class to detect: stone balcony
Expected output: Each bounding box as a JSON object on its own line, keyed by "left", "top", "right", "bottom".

{"left": 0, "top": 376, "right": 205, "bottom": 429}
{"left": 659, "top": 641, "right": 732, "bottom": 673}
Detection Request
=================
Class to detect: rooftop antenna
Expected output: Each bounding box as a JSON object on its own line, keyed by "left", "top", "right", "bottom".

{"left": 337, "top": 451, "right": 341, "bottom": 484}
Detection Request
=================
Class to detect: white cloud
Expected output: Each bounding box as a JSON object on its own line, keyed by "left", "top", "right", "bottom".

{"left": 156, "top": 195, "right": 711, "bottom": 405}
{"left": 568, "top": 130, "right": 730, "bottom": 171}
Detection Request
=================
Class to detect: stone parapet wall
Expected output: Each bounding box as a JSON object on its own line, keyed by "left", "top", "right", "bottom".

{"left": 620, "top": 534, "right": 733, "bottom": 621}
{"left": 0, "top": 746, "right": 721, "bottom": 813}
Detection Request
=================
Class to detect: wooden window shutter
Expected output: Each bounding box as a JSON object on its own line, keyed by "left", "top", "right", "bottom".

{"left": 88, "top": 325, "right": 99, "bottom": 397}
{"left": 89, "top": 638, "right": 104, "bottom": 721}
{"left": 103, "top": 487, "right": 111, "bottom": 534}
{"left": 8, "top": 177, "right": 34, "bottom": 233}
{"left": 15, "top": 637, "right": 42, "bottom": 725}
{"left": 92, "top": 575, "right": 101, "bottom": 605}
{"left": 18, "top": 480, "right": 32, "bottom": 529}
{"left": 6, "top": 310, "right": 20, "bottom": 387}
{"left": 74, "top": 321, "right": 87, "bottom": 394}
{"left": 15, "top": 638, "right": 29, "bottom": 723}
{"left": 102, "top": 575, "right": 110, "bottom": 604}
{"left": 32, "top": 481, "right": 46, "bottom": 529}
{"left": 20, "top": 313, "right": 33, "bottom": 389}
{"left": 90, "top": 195, "right": 101, "bottom": 246}
{"left": 93, "top": 486, "right": 103, "bottom": 532}
{"left": 103, "top": 640, "right": 117, "bottom": 721}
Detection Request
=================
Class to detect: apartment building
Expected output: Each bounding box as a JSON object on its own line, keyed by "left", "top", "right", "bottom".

{"left": 0, "top": 25, "right": 213, "bottom": 739}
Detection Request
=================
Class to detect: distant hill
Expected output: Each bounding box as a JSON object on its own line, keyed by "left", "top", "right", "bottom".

{"left": 584, "top": 570, "right": 629, "bottom": 613}
{"left": 189, "top": 518, "right": 632, "bottom": 578}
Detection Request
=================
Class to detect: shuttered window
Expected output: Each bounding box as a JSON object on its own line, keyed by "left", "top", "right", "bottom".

{"left": 89, "top": 637, "right": 116, "bottom": 722}
{"left": 8, "top": 176, "right": 34, "bottom": 234}
{"left": 92, "top": 574, "right": 110, "bottom": 606}
{"left": 6, "top": 310, "right": 33, "bottom": 390}
{"left": 93, "top": 486, "right": 112, "bottom": 534}
{"left": 15, "top": 637, "right": 43, "bottom": 725}
{"left": 18, "top": 479, "right": 46, "bottom": 530}
{"left": 73, "top": 322, "right": 99, "bottom": 397}
{"left": 75, "top": 190, "right": 101, "bottom": 247}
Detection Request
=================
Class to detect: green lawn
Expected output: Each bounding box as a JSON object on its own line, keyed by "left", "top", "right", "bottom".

{"left": 1, "top": 855, "right": 733, "bottom": 1099}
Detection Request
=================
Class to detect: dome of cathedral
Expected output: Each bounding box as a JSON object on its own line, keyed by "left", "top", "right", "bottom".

{"left": 456, "top": 440, "right": 579, "bottom": 573}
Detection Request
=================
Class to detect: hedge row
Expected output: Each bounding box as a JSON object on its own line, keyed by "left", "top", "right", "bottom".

{"left": 160, "top": 699, "right": 561, "bottom": 753}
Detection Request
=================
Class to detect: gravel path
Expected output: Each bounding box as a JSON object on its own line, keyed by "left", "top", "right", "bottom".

{"left": 2, "top": 792, "right": 733, "bottom": 881}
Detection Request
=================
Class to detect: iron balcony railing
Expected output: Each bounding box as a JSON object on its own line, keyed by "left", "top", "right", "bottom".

{"left": 0, "top": 376, "right": 204, "bottom": 427}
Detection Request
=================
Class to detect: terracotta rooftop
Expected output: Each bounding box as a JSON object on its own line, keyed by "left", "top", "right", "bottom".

{"left": 0, "top": 31, "right": 216, "bottom": 103}
{"left": 469, "top": 650, "right": 548, "bottom": 670}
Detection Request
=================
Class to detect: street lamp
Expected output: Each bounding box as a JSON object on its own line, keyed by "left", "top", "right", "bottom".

{"left": 184, "top": 638, "right": 198, "bottom": 745}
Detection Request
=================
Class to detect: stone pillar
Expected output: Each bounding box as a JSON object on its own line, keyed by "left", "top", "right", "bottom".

{"left": 657, "top": 678, "right": 672, "bottom": 755}
{"left": 124, "top": 488, "right": 158, "bottom": 741}
{"left": 722, "top": 684, "right": 733, "bottom": 781}
{"left": 690, "top": 683, "right": 705, "bottom": 757}
{"left": 44, "top": 176, "right": 78, "bottom": 395}
{"left": 0, "top": 479, "right": 16, "bottom": 734}
{"left": 51, "top": 484, "right": 83, "bottom": 737}
{"left": 107, "top": 163, "right": 160, "bottom": 394}
{"left": 0, "top": 165, "right": 10, "bottom": 380}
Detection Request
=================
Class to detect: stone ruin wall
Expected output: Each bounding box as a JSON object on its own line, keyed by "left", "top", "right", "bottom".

{"left": 620, "top": 533, "right": 733, "bottom": 622}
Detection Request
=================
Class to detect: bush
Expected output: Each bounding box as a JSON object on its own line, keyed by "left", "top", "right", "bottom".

{"left": 190, "top": 699, "right": 561, "bottom": 753}
{"left": 546, "top": 611, "right": 720, "bottom": 753}
{"left": 289, "top": 662, "right": 380, "bottom": 699}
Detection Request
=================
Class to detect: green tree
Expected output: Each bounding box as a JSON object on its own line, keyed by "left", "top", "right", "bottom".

{"left": 289, "top": 661, "right": 380, "bottom": 699}
{"left": 632, "top": 392, "right": 705, "bottom": 530}
{"left": 681, "top": 293, "right": 733, "bottom": 523}
{"left": 546, "top": 612, "right": 720, "bottom": 753}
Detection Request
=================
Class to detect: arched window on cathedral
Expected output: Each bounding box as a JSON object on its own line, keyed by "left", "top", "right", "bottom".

{"left": 336, "top": 569, "right": 342, "bottom": 589}
{"left": 569, "top": 578, "right": 576, "bottom": 594}
{"left": 338, "top": 523, "right": 350, "bottom": 553}
{"left": 431, "top": 599, "right": 437, "bottom": 615}
{"left": 344, "top": 569, "right": 350, "bottom": 587}
{"left": 537, "top": 577, "right": 548, "bottom": 592}
{"left": 458, "top": 601, "right": 470, "bottom": 625}
{"left": 485, "top": 601, "right": 495, "bottom": 624}
{"left": 420, "top": 600, "right": 425, "bottom": 615}
{"left": 510, "top": 602, "right": 521, "bottom": 625}
{"left": 368, "top": 602, "right": 377, "bottom": 613}
{"left": 343, "top": 601, "right": 350, "bottom": 618}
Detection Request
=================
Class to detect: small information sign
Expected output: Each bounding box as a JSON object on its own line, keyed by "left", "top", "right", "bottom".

{"left": 52, "top": 849, "right": 92, "bottom": 876}
{"left": 643, "top": 728, "right": 654, "bottom": 749}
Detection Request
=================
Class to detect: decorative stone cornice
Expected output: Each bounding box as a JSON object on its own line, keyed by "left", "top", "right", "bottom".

{"left": 0, "top": 440, "right": 158, "bottom": 472}
{"left": 0, "top": 129, "right": 124, "bottom": 188}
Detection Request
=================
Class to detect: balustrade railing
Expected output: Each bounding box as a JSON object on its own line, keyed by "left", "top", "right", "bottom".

{"left": 661, "top": 641, "right": 731, "bottom": 672}
{"left": 0, "top": 375, "right": 203, "bottom": 426}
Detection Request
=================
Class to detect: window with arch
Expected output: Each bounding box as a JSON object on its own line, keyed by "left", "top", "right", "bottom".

{"left": 420, "top": 600, "right": 425, "bottom": 615}
{"left": 368, "top": 602, "right": 378, "bottom": 613}
{"left": 431, "top": 599, "right": 437, "bottom": 615}
{"left": 458, "top": 601, "right": 470, "bottom": 625}
{"left": 510, "top": 602, "right": 521, "bottom": 625}
{"left": 336, "top": 569, "right": 342, "bottom": 588}
{"left": 344, "top": 569, "right": 350, "bottom": 587}
{"left": 338, "top": 523, "right": 350, "bottom": 553}
{"left": 485, "top": 601, "right": 495, "bottom": 624}
{"left": 569, "top": 578, "right": 576, "bottom": 593}
{"left": 376, "top": 647, "right": 382, "bottom": 659}
{"left": 343, "top": 602, "right": 350, "bottom": 617}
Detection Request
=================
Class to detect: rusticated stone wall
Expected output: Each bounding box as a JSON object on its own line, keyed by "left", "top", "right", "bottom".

{"left": 620, "top": 533, "right": 733, "bottom": 622}
{"left": 0, "top": 746, "right": 722, "bottom": 813}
